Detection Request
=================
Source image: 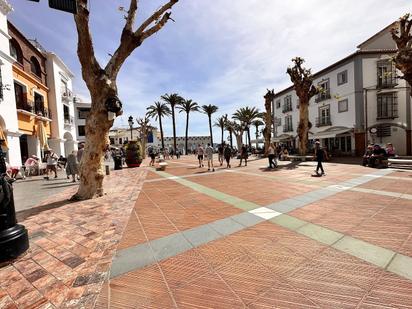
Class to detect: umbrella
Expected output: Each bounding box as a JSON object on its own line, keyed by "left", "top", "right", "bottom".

{"left": 37, "top": 121, "right": 49, "bottom": 151}
{"left": 0, "top": 126, "right": 8, "bottom": 149}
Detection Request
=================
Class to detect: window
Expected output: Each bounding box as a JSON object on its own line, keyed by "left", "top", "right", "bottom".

{"left": 338, "top": 99, "right": 348, "bottom": 113}
{"left": 377, "top": 93, "right": 398, "bottom": 119}
{"left": 283, "top": 115, "right": 293, "bottom": 132}
{"left": 377, "top": 60, "right": 397, "bottom": 88}
{"left": 34, "top": 93, "right": 45, "bottom": 116}
{"left": 63, "top": 105, "right": 70, "bottom": 123}
{"left": 119, "top": 138, "right": 123, "bottom": 145}
{"left": 9, "top": 39, "right": 23, "bottom": 64}
{"left": 317, "top": 105, "right": 331, "bottom": 127}
{"left": 274, "top": 117, "right": 281, "bottom": 126}
{"left": 14, "top": 82, "right": 27, "bottom": 110}
{"left": 78, "top": 108, "right": 90, "bottom": 119}
{"left": 337, "top": 70, "right": 348, "bottom": 85}
{"left": 78, "top": 125, "right": 86, "bottom": 136}
{"left": 30, "top": 57, "right": 41, "bottom": 78}
{"left": 61, "top": 80, "right": 68, "bottom": 95}
{"left": 282, "top": 96, "right": 292, "bottom": 112}
{"left": 276, "top": 99, "right": 281, "bottom": 109}
{"left": 110, "top": 138, "right": 115, "bottom": 145}
{"left": 316, "top": 79, "right": 331, "bottom": 102}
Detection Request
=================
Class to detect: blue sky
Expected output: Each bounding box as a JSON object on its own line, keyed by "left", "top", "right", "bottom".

{"left": 7, "top": 0, "right": 411, "bottom": 142}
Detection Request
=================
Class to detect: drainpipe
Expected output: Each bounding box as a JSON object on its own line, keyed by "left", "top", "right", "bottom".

{"left": 364, "top": 88, "right": 368, "bottom": 148}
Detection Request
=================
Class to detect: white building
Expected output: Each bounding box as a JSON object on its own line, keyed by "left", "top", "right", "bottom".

{"left": 163, "top": 136, "right": 211, "bottom": 153}
{"left": 0, "top": 0, "right": 20, "bottom": 166}
{"left": 109, "top": 127, "right": 160, "bottom": 148}
{"left": 74, "top": 100, "right": 90, "bottom": 144}
{"left": 272, "top": 21, "right": 411, "bottom": 156}
{"left": 45, "top": 51, "right": 78, "bottom": 157}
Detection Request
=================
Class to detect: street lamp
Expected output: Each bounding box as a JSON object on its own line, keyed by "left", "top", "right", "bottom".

{"left": 128, "top": 116, "right": 134, "bottom": 140}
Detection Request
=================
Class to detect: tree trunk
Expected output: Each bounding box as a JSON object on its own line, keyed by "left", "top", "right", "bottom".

{"left": 208, "top": 116, "right": 213, "bottom": 145}
{"left": 235, "top": 133, "right": 242, "bottom": 150}
{"left": 298, "top": 101, "right": 309, "bottom": 155}
{"left": 159, "top": 114, "right": 165, "bottom": 150}
{"left": 229, "top": 130, "right": 233, "bottom": 148}
{"left": 141, "top": 134, "right": 147, "bottom": 159}
{"left": 255, "top": 127, "right": 259, "bottom": 149}
{"left": 247, "top": 128, "right": 252, "bottom": 148}
{"left": 264, "top": 111, "right": 272, "bottom": 156}
{"left": 172, "top": 107, "right": 177, "bottom": 152}
{"left": 185, "top": 112, "right": 189, "bottom": 155}
{"left": 72, "top": 93, "right": 113, "bottom": 200}
{"left": 221, "top": 127, "right": 224, "bottom": 145}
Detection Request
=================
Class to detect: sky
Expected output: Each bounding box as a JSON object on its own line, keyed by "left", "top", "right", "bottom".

{"left": 7, "top": 0, "right": 412, "bottom": 142}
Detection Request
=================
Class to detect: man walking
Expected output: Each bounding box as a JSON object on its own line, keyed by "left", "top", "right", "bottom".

{"left": 224, "top": 144, "right": 232, "bottom": 168}
{"left": 197, "top": 144, "right": 204, "bottom": 168}
{"left": 217, "top": 143, "right": 224, "bottom": 166}
{"left": 205, "top": 143, "right": 215, "bottom": 172}
{"left": 314, "top": 141, "right": 328, "bottom": 176}
{"left": 268, "top": 143, "right": 277, "bottom": 168}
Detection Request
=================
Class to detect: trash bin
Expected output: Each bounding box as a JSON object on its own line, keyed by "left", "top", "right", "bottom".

{"left": 114, "top": 155, "right": 123, "bottom": 170}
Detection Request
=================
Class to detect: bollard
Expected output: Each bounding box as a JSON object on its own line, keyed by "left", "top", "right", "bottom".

{"left": 105, "top": 165, "right": 110, "bottom": 175}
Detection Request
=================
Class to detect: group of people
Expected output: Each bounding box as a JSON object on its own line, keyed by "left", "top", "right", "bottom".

{"left": 147, "top": 147, "right": 182, "bottom": 166}
{"left": 195, "top": 143, "right": 249, "bottom": 171}
{"left": 43, "top": 146, "right": 83, "bottom": 182}
{"left": 362, "top": 143, "right": 395, "bottom": 168}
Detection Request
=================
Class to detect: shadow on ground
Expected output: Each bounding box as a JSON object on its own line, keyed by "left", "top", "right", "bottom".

{"left": 16, "top": 199, "right": 75, "bottom": 222}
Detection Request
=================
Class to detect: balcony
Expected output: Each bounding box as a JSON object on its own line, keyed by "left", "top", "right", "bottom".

{"left": 16, "top": 99, "right": 51, "bottom": 119}
{"left": 315, "top": 116, "right": 332, "bottom": 127}
{"left": 315, "top": 91, "right": 331, "bottom": 103}
{"left": 64, "top": 115, "right": 75, "bottom": 127}
{"left": 61, "top": 89, "right": 73, "bottom": 102}
{"left": 282, "top": 104, "right": 293, "bottom": 113}
{"left": 377, "top": 76, "right": 397, "bottom": 89}
{"left": 283, "top": 124, "right": 293, "bottom": 132}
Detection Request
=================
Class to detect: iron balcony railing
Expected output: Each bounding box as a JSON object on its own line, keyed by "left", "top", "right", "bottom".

{"left": 283, "top": 124, "right": 293, "bottom": 132}
{"left": 315, "top": 91, "right": 331, "bottom": 103}
{"left": 282, "top": 103, "right": 293, "bottom": 113}
{"left": 315, "top": 116, "right": 332, "bottom": 127}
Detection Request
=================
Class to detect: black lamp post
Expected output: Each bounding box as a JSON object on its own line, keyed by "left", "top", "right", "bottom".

{"left": 0, "top": 140, "right": 29, "bottom": 263}
{"left": 128, "top": 116, "right": 134, "bottom": 141}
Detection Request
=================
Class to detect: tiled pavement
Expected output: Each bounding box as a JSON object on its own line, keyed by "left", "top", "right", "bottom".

{"left": 2, "top": 156, "right": 412, "bottom": 308}
{"left": 92, "top": 156, "right": 412, "bottom": 309}
{"left": 0, "top": 168, "right": 147, "bottom": 308}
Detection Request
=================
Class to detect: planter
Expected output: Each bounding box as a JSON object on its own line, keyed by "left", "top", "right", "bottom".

{"left": 125, "top": 141, "right": 143, "bottom": 168}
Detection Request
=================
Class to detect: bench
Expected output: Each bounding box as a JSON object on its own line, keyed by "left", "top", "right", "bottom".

{"left": 156, "top": 162, "right": 168, "bottom": 171}
{"left": 288, "top": 155, "right": 314, "bottom": 162}
{"left": 388, "top": 158, "right": 412, "bottom": 169}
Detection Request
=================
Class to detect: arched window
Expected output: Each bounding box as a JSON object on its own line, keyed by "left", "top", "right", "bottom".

{"left": 9, "top": 39, "right": 23, "bottom": 64}
{"left": 30, "top": 57, "right": 41, "bottom": 77}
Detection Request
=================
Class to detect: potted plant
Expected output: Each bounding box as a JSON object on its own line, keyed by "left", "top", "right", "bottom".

{"left": 125, "top": 141, "right": 142, "bottom": 168}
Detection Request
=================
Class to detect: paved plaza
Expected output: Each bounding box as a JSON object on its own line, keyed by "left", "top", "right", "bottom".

{"left": 1, "top": 156, "right": 412, "bottom": 308}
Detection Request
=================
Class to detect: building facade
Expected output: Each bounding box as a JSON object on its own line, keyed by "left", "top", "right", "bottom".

{"left": 8, "top": 20, "right": 51, "bottom": 162}
{"left": 109, "top": 127, "right": 160, "bottom": 148}
{"left": 272, "top": 22, "right": 411, "bottom": 156}
{"left": 0, "top": 0, "right": 20, "bottom": 166}
{"left": 45, "top": 51, "right": 78, "bottom": 157}
{"left": 74, "top": 100, "right": 90, "bottom": 144}
{"left": 163, "top": 136, "right": 211, "bottom": 153}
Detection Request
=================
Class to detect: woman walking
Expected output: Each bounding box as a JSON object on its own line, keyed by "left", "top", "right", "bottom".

{"left": 66, "top": 150, "right": 79, "bottom": 182}
{"left": 238, "top": 144, "right": 248, "bottom": 167}
{"left": 268, "top": 143, "right": 277, "bottom": 168}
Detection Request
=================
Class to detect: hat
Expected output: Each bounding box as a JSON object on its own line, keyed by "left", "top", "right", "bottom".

{"left": 315, "top": 141, "right": 320, "bottom": 144}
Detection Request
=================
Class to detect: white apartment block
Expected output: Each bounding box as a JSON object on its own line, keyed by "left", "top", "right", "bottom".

{"left": 74, "top": 100, "right": 90, "bottom": 144}
{"left": 0, "top": 0, "right": 20, "bottom": 166}
{"left": 109, "top": 127, "right": 160, "bottom": 148}
{"left": 163, "top": 136, "right": 211, "bottom": 152}
{"left": 45, "top": 52, "right": 78, "bottom": 157}
{"left": 272, "top": 22, "right": 411, "bottom": 156}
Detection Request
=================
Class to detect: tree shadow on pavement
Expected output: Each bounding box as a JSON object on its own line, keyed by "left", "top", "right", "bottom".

{"left": 259, "top": 161, "right": 302, "bottom": 172}
{"left": 16, "top": 199, "right": 76, "bottom": 222}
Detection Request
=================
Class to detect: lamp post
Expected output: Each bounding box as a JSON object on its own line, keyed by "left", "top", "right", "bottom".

{"left": 128, "top": 116, "right": 134, "bottom": 141}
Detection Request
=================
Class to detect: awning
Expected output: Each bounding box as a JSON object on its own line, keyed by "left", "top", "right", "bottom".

{"left": 272, "top": 134, "right": 294, "bottom": 142}
{"left": 37, "top": 121, "right": 49, "bottom": 150}
{"left": 312, "top": 128, "right": 352, "bottom": 139}
{"left": 0, "top": 126, "right": 8, "bottom": 149}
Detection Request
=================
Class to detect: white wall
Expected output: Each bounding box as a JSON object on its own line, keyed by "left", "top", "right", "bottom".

{"left": 0, "top": 0, "right": 21, "bottom": 166}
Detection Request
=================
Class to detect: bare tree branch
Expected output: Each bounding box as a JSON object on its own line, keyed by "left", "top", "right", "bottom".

{"left": 74, "top": 0, "right": 102, "bottom": 87}
{"left": 105, "top": 0, "right": 178, "bottom": 80}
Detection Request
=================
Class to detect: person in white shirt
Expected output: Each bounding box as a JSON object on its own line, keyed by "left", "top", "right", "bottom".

{"left": 268, "top": 143, "right": 277, "bottom": 168}
{"left": 205, "top": 143, "right": 215, "bottom": 172}
{"left": 197, "top": 144, "right": 204, "bottom": 167}
{"left": 45, "top": 149, "right": 58, "bottom": 180}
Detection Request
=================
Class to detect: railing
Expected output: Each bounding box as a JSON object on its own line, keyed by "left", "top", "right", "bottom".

{"left": 61, "top": 89, "right": 73, "bottom": 101}
{"left": 315, "top": 91, "right": 331, "bottom": 103}
{"left": 378, "top": 75, "right": 397, "bottom": 89}
{"left": 16, "top": 99, "right": 51, "bottom": 118}
{"left": 283, "top": 124, "right": 293, "bottom": 132}
{"left": 282, "top": 104, "right": 293, "bottom": 113}
{"left": 64, "top": 115, "right": 75, "bottom": 126}
{"left": 315, "top": 116, "right": 332, "bottom": 127}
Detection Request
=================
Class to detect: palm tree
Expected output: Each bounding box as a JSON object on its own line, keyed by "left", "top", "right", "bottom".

{"left": 224, "top": 117, "right": 234, "bottom": 148}
{"left": 176, "top": 99, "right": 199, "bottom": 155}
{"left": 233, "top": 106, "right": 261, "bottom": 148}
{"left": 230, "top": 120, "right": 245, "bottom": 149}
{"left": 252, "top": 119, "right": 264, "bottom": 150}
{"left": 161, "top": 93, "right": 183, "bottom": 153}
{"left": 214, "top": 116, "right": 226, "bottom": 145}
{"left": 137, "top": 116, "right": 155, "bottom": 159}
{"left": 201, "top": 104, "right": 219, "bottom": 145}
{"left": 146, "top": 102, "right": 171, "bottom": 150}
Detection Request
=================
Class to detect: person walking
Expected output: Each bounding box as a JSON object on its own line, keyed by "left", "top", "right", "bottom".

{"left": 197, "top": 144, "right": 204, "bottom": 167}
{"left": 44, "top": 149, "right": 58, "bottom": 180}
{"left": 268, "top": 143, "right": 277, "bottom": 168}
{"left": 224, "top": 144, "right": 232, "bottom": 168}
{"left": 238, "top": 144, "right": 248, "bottom": 167}
{"left": 77, "top": 144, "right": 84, "bottom": 163}
{"left": 314, "top": 141, "right": 328, "bottom": 176}
{"left": 217, "top": 143, "right": 224, "bottom": 166}
{"left": 148, "top": 147, "right": 156, "bottom": 166}
{"left": 66, "top": 150, "right": 79, "bottom": 182}
{"left": 205, "top": 143, "right": 215, "bottom": 172}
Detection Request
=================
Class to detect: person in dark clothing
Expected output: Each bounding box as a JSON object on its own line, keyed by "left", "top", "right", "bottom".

{"left": 369, "top": 144, "right": 387, "bottom": 167}
{"left": 314, "top": 141, "right": 328, "bottom": 176}
{"left": 362, "top": 145, "right": 374, "bottom": 166}
{"left": 224, "top": 144, "right": 232, "bottom": 168}
{"left": 238, "top": 144, "right": 248, "bottom": 167}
